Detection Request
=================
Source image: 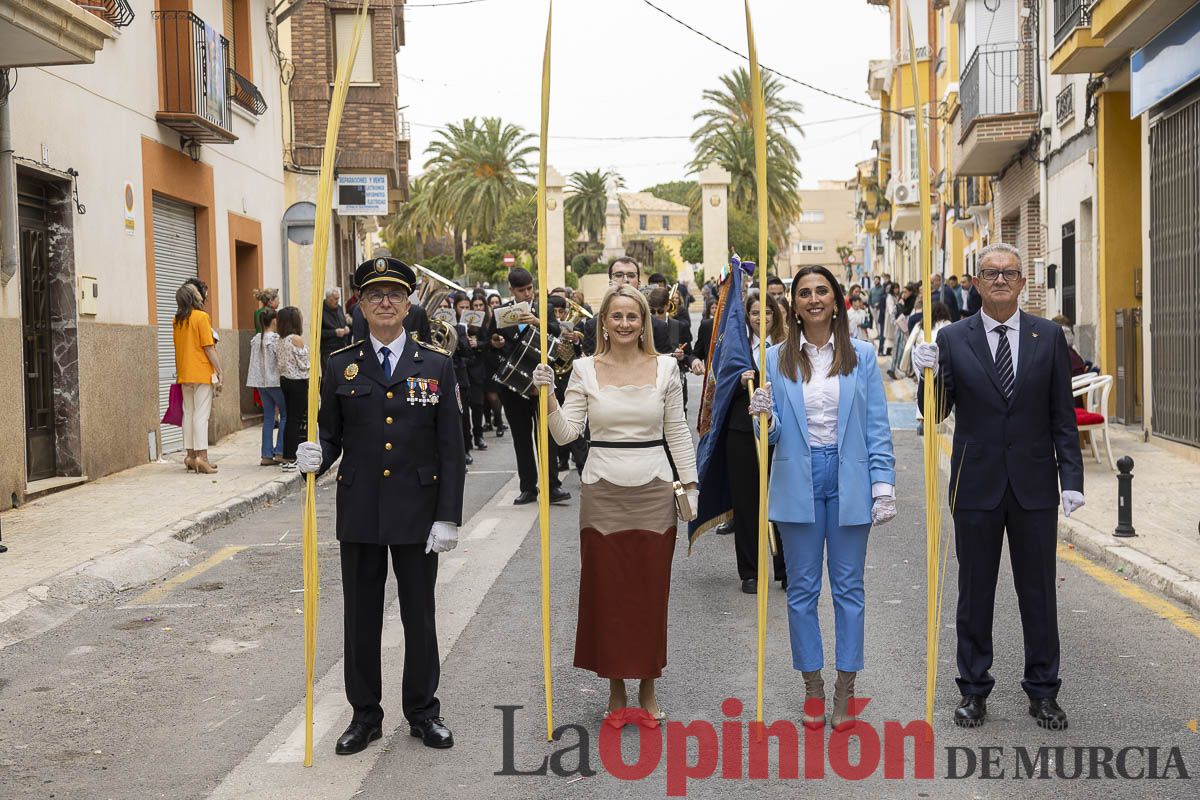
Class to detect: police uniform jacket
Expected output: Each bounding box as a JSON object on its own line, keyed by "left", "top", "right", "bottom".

{"left": 316, "top": 336, "right": 466, "bottom": 545}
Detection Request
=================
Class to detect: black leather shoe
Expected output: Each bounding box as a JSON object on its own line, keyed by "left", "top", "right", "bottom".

{"left": 335, "top": 722, "right": 382, "bottom": 755}
{"left": 549, "top": 487, "right": 572, "bottom": 504}
{"left": 465, "top": 452, "right": 474, "bottom": 465}
{"left": 481, "top": 422, "right": 493, "bottom": 433}
{"left": 741, "top": 578, "right": 757, "bottom": 594}
{"left": 496, "top": 425, "right": 506, "bottom": 438}
{"left": 1029, "top": 698, "right": 1068, "bottom": 730}
{"left": 410, "top": 717, "right": 454, "bottom": 749}
{"left": 715, "top": 522, "right": 733, "bottom": 536}
{"left": 474, "top": 437, "right": 488, "bottom": 451}
{"left": 513, "top": 491, "right": 538, "bottom": 505}
{"left": 954, "top": 694, "right": 987, "bottom": 728}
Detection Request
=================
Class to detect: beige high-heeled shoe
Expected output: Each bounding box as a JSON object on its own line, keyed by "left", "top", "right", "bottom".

{"left": 184, "top": 449, "right": 197, "bottom": 472}
{"left": 802, "top": 670, "right": 826, "bottom": 729}
{"left": 194, "top": 450, "right": 218, "bottom": 474}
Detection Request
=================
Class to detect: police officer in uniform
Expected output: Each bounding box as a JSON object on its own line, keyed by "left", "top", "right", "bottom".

{"left": 295, "top": 257, "right": 465, "bottom": 756}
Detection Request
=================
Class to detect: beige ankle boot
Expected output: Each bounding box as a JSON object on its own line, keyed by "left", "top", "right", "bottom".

{"left": 801, "top": 670, "right": 825, "bottom": 729}
{"left": 831, "top": 670, "right": 857, "bottom": 731}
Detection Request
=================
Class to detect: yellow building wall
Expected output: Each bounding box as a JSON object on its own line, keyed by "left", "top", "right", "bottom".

{"left": 1096, "top": 91, "right": 1142, "bottom": 395}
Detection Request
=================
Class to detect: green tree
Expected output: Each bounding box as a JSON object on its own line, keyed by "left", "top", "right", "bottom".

{"left": 495, "top": 198, "right": 537, "bottom": 257}
{"left": 570, "top": 253, "right": 592, "bottom": 277}
{"left": 651, "top": 239, "right": 678, "bottom": 281}
{"left": 383, "top": 176, "right": 450, "bottom": 263}
{"left": 464, "top": 243, "right": 504, "bottom": 285}
{"left": 727, "top": 205, "right": 776, "bottom": 270}
{"left": 564, "top": 271, "right": 579, "bottom": 290}
{"left": 423, "top": 117, "right": 537, "bottom": 267}
{"left": 423, "top": 254, "right": 457, "bottom": 279}
{"left": 564, "top": 169, "right": 625, "bottom": 244}
{"left": 689, "top": 67, "right": 803, "bottom": 242}
{"left": 679, "top": 232, "right": 703, "bottom": 265}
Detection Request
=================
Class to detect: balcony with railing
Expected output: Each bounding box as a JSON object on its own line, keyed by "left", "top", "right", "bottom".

{"left": 152, "top": 10, "right": 236, "bottom": 144}
{"left": 71, "top": 0, "right": 134, "bottom": 28}
{"left": 0, "top": 0, "right": 117, "bottom": 67}
{"left": 231, "top": 70, "right": 267, "bottom": 117}
{"left": 955, "top": 42, "right": 1038, "bottom": 175}
{"left": 1050, "top": 0, "right": 1116, "bottom": 74}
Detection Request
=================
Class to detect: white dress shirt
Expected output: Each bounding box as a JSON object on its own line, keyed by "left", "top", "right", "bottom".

{"left": 800, "top": 333, "right": 839, "bottom": 447}
{"left": 369, "top": 331, "right": 407, "bottom": 372}
{"left": 979, "top": 309, "right": 1020, "bottom": 375}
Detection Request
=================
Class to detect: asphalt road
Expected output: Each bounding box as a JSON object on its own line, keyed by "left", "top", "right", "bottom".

{"left": 2, "top": 372, "right": 1198, "bottom": 800}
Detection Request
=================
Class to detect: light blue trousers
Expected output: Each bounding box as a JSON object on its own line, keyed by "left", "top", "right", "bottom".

{"left": 259, "top": 386, "right": 286, "bottom": 458}
{"left": 776, "top": 444, "right": 871, "bottom": 673}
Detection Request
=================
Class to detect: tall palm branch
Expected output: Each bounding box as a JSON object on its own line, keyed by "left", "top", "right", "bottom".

{"left": 564, "top": 169, "right": 626, "bottom": 244}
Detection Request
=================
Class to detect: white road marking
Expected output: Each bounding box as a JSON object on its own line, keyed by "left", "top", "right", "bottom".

{"left": 466, "top": 517, "right": 499, "bottom": 541}
{"left": 207, "top": 473, "right": 538, "bottom": 799}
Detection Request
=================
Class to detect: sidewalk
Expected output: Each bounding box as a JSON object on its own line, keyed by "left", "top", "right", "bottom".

{"left": 883, "top": 366, "right": 1200, "bottom": 613}
{"left": 0, "top": 426, "right": 307, "bottom": 648}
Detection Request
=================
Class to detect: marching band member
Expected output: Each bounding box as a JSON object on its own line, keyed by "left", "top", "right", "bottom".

{"left": 749, "top": 265, "right": 896, "bottom": 731}
{"left": 531, "top": 285, "right": 697, "bottom": 723}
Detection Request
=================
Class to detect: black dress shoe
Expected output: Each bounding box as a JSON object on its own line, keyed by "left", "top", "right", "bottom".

{"left": 549, "top": 487, "right": 572, "bottom": 504}
{"left": 954, "top": 694, "right": 987, "bottom": 728}
{"left": 335, "top": 721, "right": 382, "bottom": 755}
{"left": 474, "top": 437, "right": 488, "bottom": 450}
{"left": 1029, "top": 698, "right": 1068, "bottom": 730}
{"left": 715, "top": 522, "right": 733, "bottom": 536}
{"left": 513, "top": 490, "right": 538, "bottom": 505}
{"left": 410, "top": 717, "right": 454, "bottom": 749}
{"left": 465, "top": 452, "right": 474, "bottom": 465}
{"left": 741, "top": 578, "right": 757, "bottom": 594}
{"left": 481, "top": 422, "right": 494, "bottom": 433}
{"left": 496, "top": 425, "right": 506, "bottom": 438}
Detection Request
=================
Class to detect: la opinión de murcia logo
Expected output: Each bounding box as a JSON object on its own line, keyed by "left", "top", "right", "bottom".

{"left": 494, "top": 700, "right": 1192, "bottom": 796}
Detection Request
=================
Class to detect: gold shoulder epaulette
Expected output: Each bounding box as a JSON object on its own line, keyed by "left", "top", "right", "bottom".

{"left": 330, "top": 339, "right": 364, "bottom": 357}
{"left": 416, "top": 339, "right": 451, "bottom": 357}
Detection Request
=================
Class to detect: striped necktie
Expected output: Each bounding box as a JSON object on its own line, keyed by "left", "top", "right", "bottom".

{"left": 993, "top": 325, "right": 1014, "bottom": 399}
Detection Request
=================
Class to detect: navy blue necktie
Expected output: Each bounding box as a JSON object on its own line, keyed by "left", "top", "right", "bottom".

{"left": 379, "top": 346, "right": 393, "bottom": 380}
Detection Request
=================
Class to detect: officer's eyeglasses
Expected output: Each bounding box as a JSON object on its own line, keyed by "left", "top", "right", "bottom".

{"left": 364, "top": 290, "right": 408, "bottom": 306}
{"left": 979, "top": 269, "right": 1022, "bottom": 283}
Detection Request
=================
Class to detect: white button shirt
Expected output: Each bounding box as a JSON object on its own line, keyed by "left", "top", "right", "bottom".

{"left": 800, "top": 333, "right": 839, "bottom": 447}
{"left": 369, "top": 331, "right": 407, "bottom": 372}
{"left": 980, "top": 309, "right": 1020, "bottom": 375}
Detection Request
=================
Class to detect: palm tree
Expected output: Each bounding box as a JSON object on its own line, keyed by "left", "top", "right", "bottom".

{"left": 423, "top": 117, "right": 537, "bottom": 262}
{"left": 564, "top": 169, "right": 626, "bottom": 245}
{"left": 689, "top": 67, "right": 804, "bottom": 241}
{"left": 382, "top": 175, "right": 450, "bottom": 261}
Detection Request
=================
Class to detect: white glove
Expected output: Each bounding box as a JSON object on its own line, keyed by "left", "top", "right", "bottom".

{"left": 871, "top": 496, "right": 897, "bottom": 525}
{"left": 425, "top": 521, "right": 458, "bottom": 554}
{"left": 531, "top": 363, "right": 555, "bottom": 389}
{"left": 912, "top": 341, "right": 939, "bottom": 375}
{"left": 748, "top": 383, "right": 773, "bottom": 419}
{"left": 1061, "top": 490, "right": 1085, "bottom": 518}
{"left": 685, "top": 488, "right": 699, "bottom": 522}
{"left": 295, "top": 441, "right": 323, "bottom": 474}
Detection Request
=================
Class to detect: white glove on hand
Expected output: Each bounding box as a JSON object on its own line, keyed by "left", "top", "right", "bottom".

{"left": 1061, "top": 490, "right": 1085, "bottom": 518}
{"left": 871, "top": 496, "right": 897, "bottom": 525}
{"left": 531, "top": 363, "right": 555, "bottom": 389}
{"left": 912, "top": 341, "right": 940, "bottom": 375}
{"left": 295, "top": 441, "right": 323, "bottom": 474}
{"left": 425, "top": 521, "right": 458, "bottom": 554}
{"left": 685, "top": 488, "right": 699, "bottom": 522}
{"left": 748, "top": 383, "right": 773, "bottom": 419}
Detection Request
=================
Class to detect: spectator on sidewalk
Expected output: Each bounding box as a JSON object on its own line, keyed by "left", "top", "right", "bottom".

{"left": 253, "top": 288, "right": 280, "bottom": 334}
{"left": 275, "top": 306, "right": 310, "bottom": 471}
{"left": 321, "top": 287, "right": 351, "bottom": 362}
{"left": 172, "top": 282, "right": 223, "bottom": 474}
{"left": 247, "top": 307, "right": 285, "bottom": 466}
{"left": 847, "top": 294, "right": 871, "bottom": 341}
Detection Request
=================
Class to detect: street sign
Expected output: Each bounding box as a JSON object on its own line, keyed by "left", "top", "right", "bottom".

{"left": 503, "top": 253, "right": 516, "bottom": 267}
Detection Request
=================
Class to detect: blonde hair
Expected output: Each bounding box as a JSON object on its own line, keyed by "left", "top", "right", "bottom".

{"left": 594, "top": 284, "right": 658, "bottom": 358}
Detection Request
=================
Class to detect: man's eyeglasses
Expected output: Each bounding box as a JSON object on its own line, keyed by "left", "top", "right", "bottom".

{"left": 611, "top": 271, "right": 638, "bottom": 281}
{"left": 363, "top": 290, "right": 408, "bottom": 306}
{"left": 979, "top": 268, "right": 1022, "bottom": 283}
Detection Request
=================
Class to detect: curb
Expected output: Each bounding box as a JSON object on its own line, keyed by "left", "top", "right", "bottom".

{"left": 1058, "top": 516, "right": 1200, "bottom": 614}
{"left": 0, "top": 470, "right": 319, "bottom": 650}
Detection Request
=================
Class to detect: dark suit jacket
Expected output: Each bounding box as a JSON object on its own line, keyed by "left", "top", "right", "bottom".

{"left": 936, "top": 285, "right": 961, "bottom": 322}
{"left": 317, "top": 336, "right": 466, "bottom": 545}
{"left": 965, "top": 284, "right": 982, "bottom": 316}
{"left": 694, "top": 317, "right": 714, "bottom": 366}
{"left": 919, "top": 311, "right": 1083, "bottom": 512}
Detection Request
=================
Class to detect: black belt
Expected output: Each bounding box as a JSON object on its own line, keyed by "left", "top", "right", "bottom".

{"left": 589, "top": 439, "right": 666, "bottom": 449}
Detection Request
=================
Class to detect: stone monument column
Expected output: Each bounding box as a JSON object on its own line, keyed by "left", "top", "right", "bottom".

{"left": 600, "top": 173, "right": 626, "bottom": 263}
{"left": 699, "top": 162, "right": 731, "bottom": 281}
{"left": 544, "top": 166, "right": 566, "bottom": 289}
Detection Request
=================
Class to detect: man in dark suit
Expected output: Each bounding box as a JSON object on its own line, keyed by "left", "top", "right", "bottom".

{"left": 931, "top": 272, "right": 961, "bottom": 322}
{"left": 295, "top": 257, "right": 465, "bottom": 755}
{"left": 580, "top": 257, "right": 670, "bottom": 355}
{"left": 915, "top": 242, "right": 1084, "bottom": 732}
{"left": 490, "top": 268, "right": 571, "bottom": 506}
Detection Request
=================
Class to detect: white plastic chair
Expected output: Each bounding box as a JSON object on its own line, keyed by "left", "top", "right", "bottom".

{"left": 1071, "top": 374, "right": 1115, "bottom": 471}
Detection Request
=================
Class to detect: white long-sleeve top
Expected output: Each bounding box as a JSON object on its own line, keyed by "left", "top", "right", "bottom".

{"left": 547, "top": 356, "right": 697, "bottom": 486}
{"left": 800, "top": 334, "right": 840, "bottom": 447}
{"left": 246, "top": 331, "right": 281, "bottom": 388}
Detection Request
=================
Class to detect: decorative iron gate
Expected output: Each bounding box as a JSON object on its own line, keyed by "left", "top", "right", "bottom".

{"left": 18, "top": 179, "right": 55, "bottom": 481}
{"left": 1149, "top": 87, "right": 1200, "bottom": 447}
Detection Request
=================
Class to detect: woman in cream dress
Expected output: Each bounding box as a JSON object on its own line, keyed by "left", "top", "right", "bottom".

{"left": 532, "top": 285, "right": 697, "bottom": 721}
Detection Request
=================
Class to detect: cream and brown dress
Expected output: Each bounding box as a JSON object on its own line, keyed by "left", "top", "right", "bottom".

{"left": 547, "top": 355, "right": 698, "bottom": 679}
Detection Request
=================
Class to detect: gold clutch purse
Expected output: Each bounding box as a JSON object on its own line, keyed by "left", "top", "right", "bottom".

{"left": 673, "top": 480, "right": 695, "bottom": 522}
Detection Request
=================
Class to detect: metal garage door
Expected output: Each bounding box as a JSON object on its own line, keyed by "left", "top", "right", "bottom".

{"left": 1149, "top": 86, "right": 1200, "bottom": 448}
{"left": 152, "top": 194, "right": 199, "bottom": 453}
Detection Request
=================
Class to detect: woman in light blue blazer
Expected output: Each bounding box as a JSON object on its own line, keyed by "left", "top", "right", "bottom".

{"left": 749, "top": 265, "right": 896, "bottom": 731}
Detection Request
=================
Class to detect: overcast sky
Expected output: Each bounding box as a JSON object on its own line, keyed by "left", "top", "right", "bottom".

{"left": 398, "top": 0, "right": 889, "bottom": 191}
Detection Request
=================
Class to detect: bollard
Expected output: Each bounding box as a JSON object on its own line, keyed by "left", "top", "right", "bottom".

{"left": 1114, "top": 456, "right": 1136, "bottom": 538}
